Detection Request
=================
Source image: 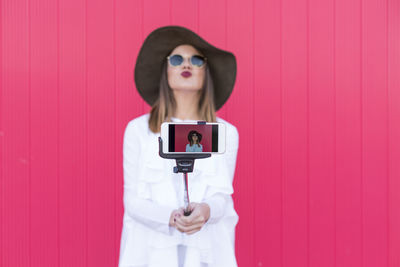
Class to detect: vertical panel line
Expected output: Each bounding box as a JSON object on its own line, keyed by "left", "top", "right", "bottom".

{"left": 113, "top": 0, "right": 117, "bottom": 262}
{"left": 141, "top": 0, "right": 145, "bottom": 113}
{"left": 0, "top": 0, "right": 3, "bottom": 264}
{"left": 85, "top": 0, "right": 88, "bottom": 265}
{"left": 140, "top": 0, "right": 144, "bottom": 113}
{"left": 252, "top": 0, "right": 255, "bottom": 264}
{"left": 360, "top": 0, "right": 364, "bottom": 265}
{"left": 225, "top": 0, "right": 227, "bottom": 52}
{"left": 197, "top": 0, "right": 199, "bottom": 31}
{"left": 333, "top": 0, "right": 337, "bottom": 265}
{"left": 57, "top": 0, "right": 60, "bottom": 265}
{"left": 28, "top": 0, "right": 32, "bottom": 265}
{"left": 169, "top": 0, "right": 171, "bottom": 28}
{"left": 306, "top": 0, "right": 310, "bottom": 265}
{"left": 386, "top": 0, "right": 389, "bottom": 265}
{"left": 280, "top": 0, "right": 283, "bottom": 265}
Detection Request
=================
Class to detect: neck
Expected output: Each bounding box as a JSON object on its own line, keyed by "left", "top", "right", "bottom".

{"left": 172, "top": 90, "right": 202, "bottom": 120}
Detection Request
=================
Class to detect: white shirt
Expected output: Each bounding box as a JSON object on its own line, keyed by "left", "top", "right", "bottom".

{"left": 118, "top": 113, "right": 239, "bottom": 267}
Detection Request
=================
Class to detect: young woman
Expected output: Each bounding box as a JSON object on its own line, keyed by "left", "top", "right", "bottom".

{"left": 118, "top": 25, "right": 239, "bottom": 267}
{"left": 186, "top": 130, "right": 203, "bottom": 152}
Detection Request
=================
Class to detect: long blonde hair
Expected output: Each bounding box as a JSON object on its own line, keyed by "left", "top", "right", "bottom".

{"left": 148, "top": 60, "right": 216, "bottom": 133}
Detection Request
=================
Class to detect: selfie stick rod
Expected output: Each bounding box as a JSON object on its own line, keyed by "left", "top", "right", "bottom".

{"left": 158, "top": 136, "right": 211, "bottom": 216}
{"left": 183, "top": 173, "right": 190, "bottom": 210}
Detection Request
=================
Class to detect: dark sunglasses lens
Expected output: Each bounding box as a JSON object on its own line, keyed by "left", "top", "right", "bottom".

{"left": 191, "top": 55, "right": 205, "bottom": 67}
{"left": 169, "top": 55, "right": 183, "bottom": 66}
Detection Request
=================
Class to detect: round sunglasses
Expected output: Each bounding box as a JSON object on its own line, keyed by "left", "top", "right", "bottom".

{"left": 167, "top": 54, "right": 207, "bottom": 67}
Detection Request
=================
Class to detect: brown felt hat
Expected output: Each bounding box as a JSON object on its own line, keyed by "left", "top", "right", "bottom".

{"left": 134, "top": 25, "right": 237, "bottom": 111}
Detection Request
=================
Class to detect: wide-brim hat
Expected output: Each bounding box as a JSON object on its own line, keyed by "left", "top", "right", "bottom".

{"left": 134, "top": 25, "right": 237, "bottom": 111}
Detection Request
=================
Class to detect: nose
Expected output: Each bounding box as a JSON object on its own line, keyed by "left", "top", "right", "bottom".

{"left": 181, "top": 57, "right": 192, "bottom": 69}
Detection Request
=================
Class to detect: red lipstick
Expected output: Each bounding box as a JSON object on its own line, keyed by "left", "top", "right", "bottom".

{"left": 181, "top": 71, "right": 192, "bottom": 78}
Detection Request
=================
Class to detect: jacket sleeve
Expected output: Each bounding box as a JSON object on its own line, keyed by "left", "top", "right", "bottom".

{"left": 122, "top": 121, "right": 175, "bottom": 235}
{"left": 204, "top": 125, "right": 239, "bottom": 224}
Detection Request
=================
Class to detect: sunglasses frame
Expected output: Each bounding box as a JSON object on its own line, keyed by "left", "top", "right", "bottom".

{"left": 166, "top": 54, "right": 207, "bottom": 68}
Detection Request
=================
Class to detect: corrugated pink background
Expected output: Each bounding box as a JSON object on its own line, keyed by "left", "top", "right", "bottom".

{"left": 1, "top": 0, "right": 399, "bottom": 266}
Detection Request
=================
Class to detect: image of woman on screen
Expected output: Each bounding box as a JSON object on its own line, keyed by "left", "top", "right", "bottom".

{"left": 186, "top": 130, "right": 203, "bottom": 152}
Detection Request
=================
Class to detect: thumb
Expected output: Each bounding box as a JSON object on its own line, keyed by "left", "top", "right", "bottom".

{"left": 188, "top": 202, "right": 199, "bottom": 211}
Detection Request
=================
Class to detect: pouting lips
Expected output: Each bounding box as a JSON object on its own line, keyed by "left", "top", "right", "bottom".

{"left": 181, "top": 71, "right": 192, "bottom": 77}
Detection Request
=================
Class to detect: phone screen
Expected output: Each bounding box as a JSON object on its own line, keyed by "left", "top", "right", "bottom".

{"left": 168, "top": 124, "right": 219, "bottom": 152}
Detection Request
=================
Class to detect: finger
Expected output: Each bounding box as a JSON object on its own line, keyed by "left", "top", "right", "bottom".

{"left": 169, "top": 209, "right": 182, "bottom": 226}
{"left": 176, "top": 225, "right": 193, "bottom": 233}
{"left": 176, "top": 215, "right": 194, "bottom": 225}
{"left": 177, "top": 213, "right": 205, "bottom": 226}
{"left": 175, "top": 221, "right": 204, "bottom": 233}
{"left": 188, "top": 202, "right": 199, "bottom": 211}
{"left": 174, "top": 220, "right": 193, "bottom": 232}
{"left": 174, "top": 219, "right": 189, "bottom": 229}
{"left": 176, "top": 215, "right": 202, "bottom": 226}
{"left": 175, "top": 226, "right": 185, "bottom": 233}
{"left": 175, "top": 222, "right": 191, "bottom": 233}
{"left": 186, "top": 228, "right": 201, "bottom": 235}
{"left": 183, "top": 211, "right": 206, "bottom": 225}
{"left": 183, "top": 224, "right": 203, "bottom": 234}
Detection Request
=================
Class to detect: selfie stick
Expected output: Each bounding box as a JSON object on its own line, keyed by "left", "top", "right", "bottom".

{"left": 158, "top": 127, "right": 211, "bottom": 216}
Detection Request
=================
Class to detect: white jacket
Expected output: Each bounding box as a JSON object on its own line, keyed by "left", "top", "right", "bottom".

{"left": 118, "top": 113, "right": 239, "bottom": 267}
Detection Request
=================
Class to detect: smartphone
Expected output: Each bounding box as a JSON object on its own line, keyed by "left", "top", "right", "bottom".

{"left": 160, "top": 121, "right": 226, "bottom": 154}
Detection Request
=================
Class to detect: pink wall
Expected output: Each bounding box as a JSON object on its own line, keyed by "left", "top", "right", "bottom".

{"left": 1, "top": 0, "right": 399, "bottom": 266}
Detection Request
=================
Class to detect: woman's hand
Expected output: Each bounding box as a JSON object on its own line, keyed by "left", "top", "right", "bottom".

{"left": 169, "top": 208, "right": 185, "bottom": 227}
{"left": 174, "top": 202, "right": 210, "bottom": 235}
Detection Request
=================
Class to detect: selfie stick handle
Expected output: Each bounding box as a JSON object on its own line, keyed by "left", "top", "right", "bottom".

{"left": 158, "top": 136, "right": 211, "bottom": 216}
